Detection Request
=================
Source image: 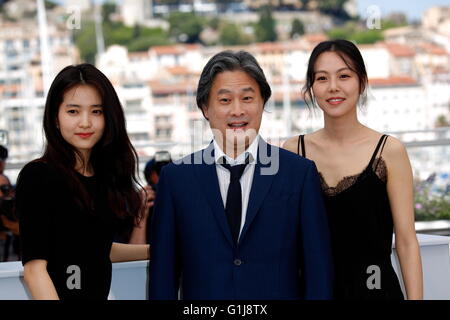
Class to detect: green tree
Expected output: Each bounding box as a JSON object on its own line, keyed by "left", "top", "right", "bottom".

{"left": 290, "top": 18, "right": 305, "bottom": 39}
{"left": 349, "top": 29, "right": 383, "bottom": 44}
{"left": 104, "top": 24, "right": 134, "bottom": 47}
{"left": 45, "top": 0, "right": 57, "bottom": 10}
{"left": 102, "top": 1, "right": 117, "bottom": 24}
{"left": 219, "top": 23, "right": 251, "bottom": 46}
{"left": 255, "top": 5, "right": 277, "bottom": 42}
{"left": 133, "top": 24, "right": 141, "bottom": 38}
{"left": 128, "top": 27, "right": 171, "bottom": 51}
{"left": 317, "top": 0, "right": 350, "bottom": 20}
{"left": 167, "top": 12, "right": 206, "bottom": 43}
{"left": 327, "top": 20, "right": 384, "bottom": 44}
{"left": 74, "top": 21, "right": 97, "bottom": 64}
{"left": 380, "top": 18, "right": 408, "bottom": 31}
{"left": 435, "top": 115, "right": 449, "bottom": 128}
{"left": 128, "top": 36, "right": 171, "bottom": 52}
{"left": 74, "top": 13, "right": 174, "bottom": 62}
{"left": 327, "top": 24, "right": 353, "bottom": 40}
{"left": 208, "top": 17, "right": 221, "bottom": 31}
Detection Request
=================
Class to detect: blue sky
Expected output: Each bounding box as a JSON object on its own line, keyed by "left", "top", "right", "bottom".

{"left": 357, "top": 0, "right": 450, "bottom": 21}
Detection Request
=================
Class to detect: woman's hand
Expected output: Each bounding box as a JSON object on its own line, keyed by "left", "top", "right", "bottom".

{"left": 141, "top": 185, "right": 155, "bottom": 216}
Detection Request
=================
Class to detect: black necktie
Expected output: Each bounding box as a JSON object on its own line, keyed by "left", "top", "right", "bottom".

{"left": 220, "top": 159, "right": 248, "bottom": 244}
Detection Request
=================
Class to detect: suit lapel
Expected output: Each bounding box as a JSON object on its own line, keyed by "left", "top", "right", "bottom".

{"left": 240, "top": 139, "right": 276, "bottom": 242}
{"left": 193, "top": 143, "right": 234, "bottom": 248}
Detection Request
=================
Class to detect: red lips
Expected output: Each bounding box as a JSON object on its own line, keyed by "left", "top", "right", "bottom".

{"left": 75, "top": 133, "right": 94, "bottom": 138}
{"left": 326, "top": 97, "right": 346, "bottom": 105}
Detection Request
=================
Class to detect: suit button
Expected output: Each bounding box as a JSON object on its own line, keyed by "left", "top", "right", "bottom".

{"left": 234, "top": 259, "right": 242, "bottom": 266}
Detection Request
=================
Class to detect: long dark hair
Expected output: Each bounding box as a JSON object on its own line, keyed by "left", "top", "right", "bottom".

{"left": 302, "top": 39, "right": 368, "bottom": 109}
{"left": 37, "top": 63, "right": 142, "bottom": 223}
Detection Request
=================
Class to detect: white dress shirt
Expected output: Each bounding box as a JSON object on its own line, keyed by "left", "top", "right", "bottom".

{"left": 213, "top": 135, "right": 259, "bottom": 241}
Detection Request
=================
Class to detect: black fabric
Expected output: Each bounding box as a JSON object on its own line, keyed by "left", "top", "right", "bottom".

{"left": 220, "top": 161, "right": 247, "bottom": 244}
{"left": 298, "top": 134, "right": 404, "bottom": 300}
{"left": 298, "top": 135, "right": 305, "bottom": 157}
{"left": 16, "top": 162, "right": 119, "bottom": 300}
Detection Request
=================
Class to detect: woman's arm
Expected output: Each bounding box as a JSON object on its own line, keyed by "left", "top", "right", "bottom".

{"left": 128, "top": 218, "right": 148, "bottom": 244}
{"left": 384, "top": 137, "right": 423, "bottom": 300}
{"left": 23, "top": 259, "right": 59, "bottom": 300}
{"left": 110, "top": 242, "right": 150, "bottom": 262}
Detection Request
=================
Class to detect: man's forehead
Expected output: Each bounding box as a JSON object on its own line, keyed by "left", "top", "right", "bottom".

{"left": 211, "top": 74, "right": 259, "bottom": 93}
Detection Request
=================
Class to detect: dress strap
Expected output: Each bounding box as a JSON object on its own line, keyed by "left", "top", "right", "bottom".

{"left": 374, "top": 135, "right": 389, "bottom": 170}
{"left": 297, "top": 135, "right": 306, "bottom": 157}
{"left": 368, "top": 134, "right": 388, "bottom": 168}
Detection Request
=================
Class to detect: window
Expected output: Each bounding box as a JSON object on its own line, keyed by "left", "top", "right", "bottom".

{"left": 129, "top": 132, "right": 149, "bottom": 141}
{"left": 9, "top": 117, "right": 25, "bottom": 131}
{"left": 125, "top": 99, "right": 143, "bottom": 114}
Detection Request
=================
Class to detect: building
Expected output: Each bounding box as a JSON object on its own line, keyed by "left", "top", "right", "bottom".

{"left": 422, "top": 6, "right": 450, "bottom": 36}
{"left": 0, "top": 19, "right": 79, "bottom": 161}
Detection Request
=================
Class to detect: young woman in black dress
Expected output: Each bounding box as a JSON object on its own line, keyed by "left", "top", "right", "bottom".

{"left": 283, "top": 40, "right": 423, "bottom": 300}
{"left": 16, "top": 64, "right": 150, "bottom": 299}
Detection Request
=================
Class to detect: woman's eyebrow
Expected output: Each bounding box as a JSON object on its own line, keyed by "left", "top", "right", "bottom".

{"left": 64, "top": 104, "right": 103, "bottom": 107}
{"left": 314, "top": 67, "right": 351, "bottom": 74}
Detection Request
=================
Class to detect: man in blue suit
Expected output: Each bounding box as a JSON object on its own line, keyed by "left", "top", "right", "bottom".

{"left": 149, "top": 50, "right": 333, "bottom": 300}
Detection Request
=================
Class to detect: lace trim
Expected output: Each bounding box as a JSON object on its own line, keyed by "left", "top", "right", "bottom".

{"left": 319, "top": 157, "right": 387, "bottom": 197}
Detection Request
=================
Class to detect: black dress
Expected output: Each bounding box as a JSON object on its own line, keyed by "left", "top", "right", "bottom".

{"left": 298, "top": 134, "right": 404, "bottom": 300}
{"left": 16, "top": 161, "right": 119, "bottom": 300}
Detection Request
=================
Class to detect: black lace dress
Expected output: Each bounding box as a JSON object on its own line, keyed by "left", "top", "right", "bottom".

{"left": 298, "top": 134, "right": 404, "bottom": 300}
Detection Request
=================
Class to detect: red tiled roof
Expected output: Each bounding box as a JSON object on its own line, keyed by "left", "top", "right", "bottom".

{"left": 0, "top": 84, "right": 21, "bottom": 93}
{"left": 166, "top": 66, "right": 199, "bottom": 76}
{"left": 384, "top": 43, "right": 415, "bottom": 57}
{"left": 369, "top": 76, "right": 417, "bottom": 86}
{"left": 301, "top": 33, "right": 329, "bottom": 45}
{"left": 272, "top": 91, "right": 304, "bottom": 102}
{"left": 148, "top": 80, "right": 197, "bottom": 95}
{"left": 255, "top": 42, "right": 287, "bottom": 53}
{"left": 418, "top": 43, "right": 447, "bottom": 55}
{"left": 151, "top": 45, "right": 184, "bottom": 55}
{"left": 150, "top": 44, "right": 201, "bottom": 56}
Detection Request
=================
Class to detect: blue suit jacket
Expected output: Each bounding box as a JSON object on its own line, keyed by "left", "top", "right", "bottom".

{"left": 149, "top": 139, "right": 334, "bottom": 300}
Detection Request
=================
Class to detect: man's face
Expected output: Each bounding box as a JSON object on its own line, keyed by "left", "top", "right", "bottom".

{"left": 203, "top": 70, "right": 264, "bottom": 157}
{"left": 0, "top": 160, "right": 5, "bottom": 174}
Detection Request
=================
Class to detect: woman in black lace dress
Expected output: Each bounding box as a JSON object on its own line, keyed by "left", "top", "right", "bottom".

{"left": 283, "top": 40, "right": 423, "bottom": 300}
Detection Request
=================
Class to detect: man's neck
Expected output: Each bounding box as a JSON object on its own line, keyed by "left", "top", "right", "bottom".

{"left": 215, "top": 135, "right": 258, "bottom": 160}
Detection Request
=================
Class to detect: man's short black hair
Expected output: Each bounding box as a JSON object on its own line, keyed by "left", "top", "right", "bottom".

{"left": 196, "top": 50, "right": 272, "bottom": 120}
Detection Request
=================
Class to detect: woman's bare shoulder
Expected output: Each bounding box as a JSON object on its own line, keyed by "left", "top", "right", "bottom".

{"left": 282, "top": 135, "right": 301, "bottom": 154}
{"left": 383, "top": 135, "right": 408, "bottom": 160}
